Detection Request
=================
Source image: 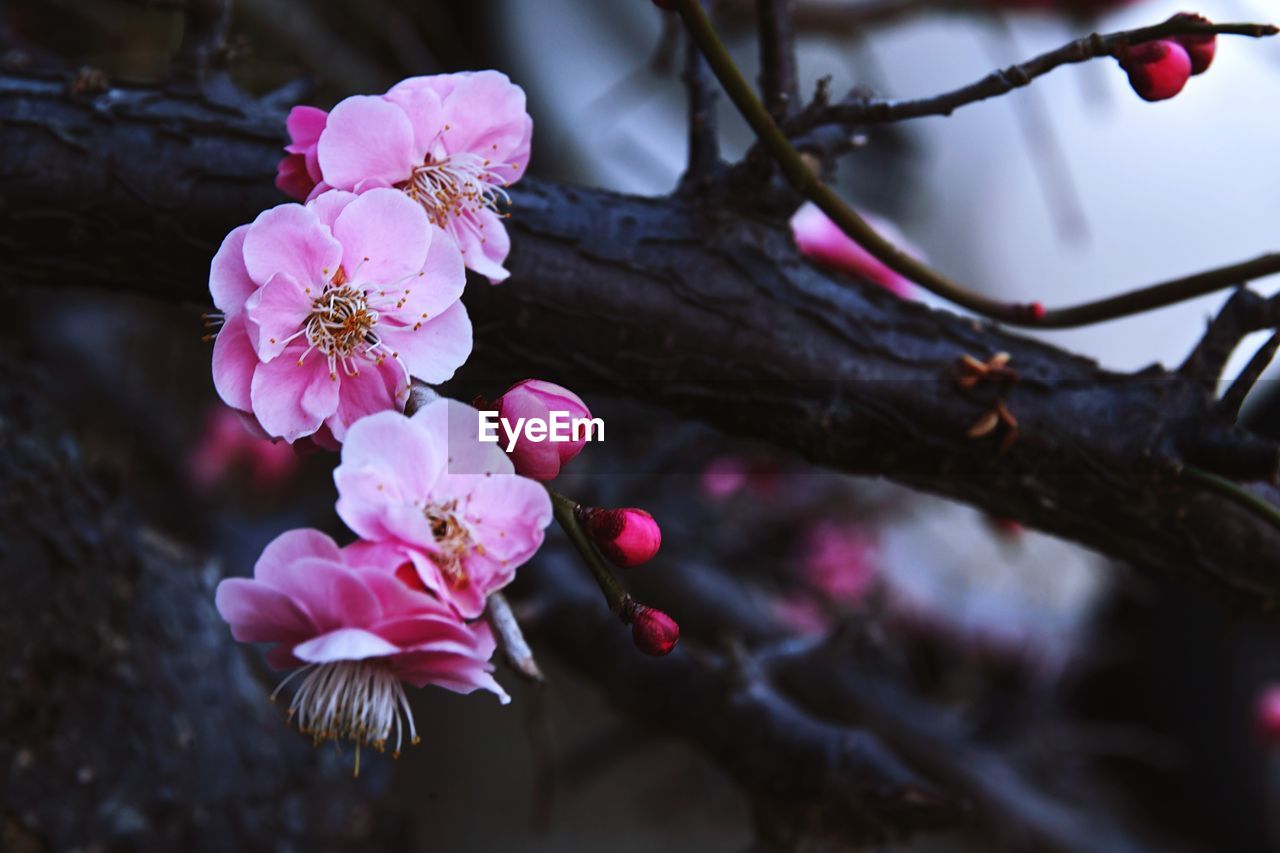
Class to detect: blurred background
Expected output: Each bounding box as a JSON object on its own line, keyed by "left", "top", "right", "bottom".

{"left": 3, "top": 0, "right": 1280, "bottom": 850}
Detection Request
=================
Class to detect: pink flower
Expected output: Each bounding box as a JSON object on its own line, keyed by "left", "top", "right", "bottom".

{"left": 316, "top": 71, "right": 532, "bottom": 283}
{"left": 1257, "top": 685, "right": 1280, "bottom": 746}
{"left": 334, "top": 398, "right": 553, "bottom": 618}
{"left": 789, "top": 203, "right": 919, "bottom": 299}
{"left": 215, "top": 528, "right": 508, "bottom": 756}
{"left": 209, "top": 187, "right": 471, "bottom": 444}
{"left": 187, "top": 407, "right": 300, "bottom": 491}
{"left": 801, "top": 521, "right": 879, "bottom": 604}
{"left": 489, "top": 379, "right": 592, "bottom": 481}
{"left": 275, "top": 106, "right": 328, "bottom": 202}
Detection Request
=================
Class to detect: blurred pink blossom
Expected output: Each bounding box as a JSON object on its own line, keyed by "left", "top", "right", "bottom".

{"left": 801, "top": 520, "right": 879, "bottom": 604}
{"left": 275, "top": 105, "right": 327, "bottom": 202}
{"left": 789, "top": 202, "right": 919, "bottom": 299}
{"left": 187, "top": 408, "right": 299, "bottom": 491}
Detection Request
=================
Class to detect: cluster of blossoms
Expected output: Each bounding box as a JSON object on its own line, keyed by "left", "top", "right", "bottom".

{"left": 1114, "top": 15, "right": 1217, "bottom": 102}
{"left": 208, "top": 71, "right": 672, "bottom": 769}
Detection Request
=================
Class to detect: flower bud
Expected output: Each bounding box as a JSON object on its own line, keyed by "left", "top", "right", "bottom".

{"left": 1256, "top": 686, "right": 1280, "bottom": 746}
{"left": 631, "top": 606, "right": 680, "bottom": 656}
{"left": 578, "top": 507, "right": 662, "bottom": 567}
{"left": 492, "top": 379, "right": 592, "bottom": 481}
{"left": 1118, "top": 40, "right": 1192, "bottom": 103}
{"left": 1170, "top": 13, "right": 1216, "bottom": 75}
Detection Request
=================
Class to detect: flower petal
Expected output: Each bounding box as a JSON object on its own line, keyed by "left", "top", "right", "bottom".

{"left": 243, "top": 203, "right": 342, "bottom": 290}
{"left": 215, "top": 577, "right": 316, "bottom": 644}
{"left": 293, "top": 627, "right": 402, "bottom": 663}
{"left": 324, "top": 356, "right": 406, "bottom": 443}
{"left": 318, "top": 95, "right": 417, "bottom": 190}
{"left": 438, "top": 70, "right": 532, "bottom": 170}
{"left": 211, "top": 313, "right": 257, "bottom": 412}
{"left": 250, "top": 345, "right": 339, "bottom": 442}
{"left": 333, "top": 188, "right": 431, "bottom": 287}
{"left": 210, "top": 224, "right": 254, "bottom": 314}
{"left": 244, "top": 272, "right": 311, "bottom": 363}
{"left": 378, "top": 300, "right": 471, "bottom": 386}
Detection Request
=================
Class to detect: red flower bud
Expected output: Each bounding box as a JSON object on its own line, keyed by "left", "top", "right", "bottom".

{"left": 578, "top": 507, "right": 662, "bottom": 567}
{"left": 631, "top": 606, "right": 680, "bottom": 656}
{"left": 1118, "top": 40, "right": 1192, "bottom": 103}
{"left": 1170, "top": 13, "right": 1216, "bottom": 76}
{"left": 1256, "top": 686, "right": 1280, "bottom": 746}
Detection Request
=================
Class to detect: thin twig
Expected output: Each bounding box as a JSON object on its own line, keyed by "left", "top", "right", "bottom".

{"left": 171, "top": 0, "right": 231, "bottom": 79}
{"left": 674, "top": 0, "right": 1280, "bottom": 328}
{"left": 1219, "top": 332, "right": 1280, "bottom": 422}
{"left": 486, "top": 591, "right": 546, "bottom": 684}
{"left": 789, "top": 18, "right": 1280, "bottom": 132}
{"left": 756, "top": 0, "right": 800, "bottom": 121}
{"left": 1178, "top": 464, "right": 1280, "bottom": 536}
{"left": 681, "top": 3, "right": 721, "bottom": 187}
{"left": 548, "top": 490, "right": 629, "bottom": 613}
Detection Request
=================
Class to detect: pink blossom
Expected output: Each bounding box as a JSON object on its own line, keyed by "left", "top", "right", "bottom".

{"left": 187, "top": 407, "right": 300, "bottom": 491}
{"left": 316, "top": 71, "right": 532, "bottom": 283}
{"left": 801, "top": 521, "right": 879, "bottom": 604}
{"left": 489, "top": 379, "right": 591, "bottom": 481}
{"left": 275, "top": 106, "right": 328, "bottom": 201}
{"left": 334, "top": 398, "right": 553, "bottom": 618}
{"left": 209, "top": 188, "right": 471, "bottom": 444}
{"left": 215, "top": 528, "right": 508, "bottom": 756}
{"left": 789, "top": 202, "right": 919, "bottom": 299}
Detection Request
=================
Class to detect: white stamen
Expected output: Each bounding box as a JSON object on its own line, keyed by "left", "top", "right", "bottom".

{"left": 398, "top": 152, "right": 511, "bottom": 232}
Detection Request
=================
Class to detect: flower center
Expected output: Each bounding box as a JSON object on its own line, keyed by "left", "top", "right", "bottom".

{"left": 423, "top": 500, "right": 477, "bottom": 585}
{"left": 305, "top": 284, "right": 378, "bottom": 360}
{"left": 274, "top": 659, "right": 419, "bottom": 773}
{"left": 397, "top": 152, "right": 510, "bottom": 231}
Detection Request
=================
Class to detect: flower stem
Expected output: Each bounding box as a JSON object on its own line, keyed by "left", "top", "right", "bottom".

{"left": 673, "top": 0, "right": 1280, "bottom": 328}
{"left": 1178, "top": 464, "right": 1280, "bottom": 536}
{"left": 549, "top": 489, "right": 629, "bottom": 612}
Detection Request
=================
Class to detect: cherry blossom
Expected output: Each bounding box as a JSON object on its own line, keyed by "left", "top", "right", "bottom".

{"left": 316, "top": 71, "right": 532, "bottom": 283}
{"left": 209, "top": 188, "right": 471, "bottom": 444}
{"left": 215, "top": 529, "right": 508, "bottom": 760}
{"left": 334, "top": 398, "right": 553, "bottom": 618}
{"left": 275, "top": 106, "right": 328, "bottom": 202}
{"left": 486, "top": 378, "right": 591, "bottom": 480}
{"left": 789, "top": 202, "right": 919, "bottom": 299}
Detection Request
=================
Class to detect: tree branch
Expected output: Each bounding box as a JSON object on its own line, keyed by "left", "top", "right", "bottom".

{"left": 3, "top": 70, "right": 1280, "bottom": 611}
{"left": 755, "top": 0, "right": 800, "bottom": 121}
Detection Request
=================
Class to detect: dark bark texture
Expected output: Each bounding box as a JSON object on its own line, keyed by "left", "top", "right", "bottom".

{"left": 2, "top": 67, "right": 1278, "bottom": 615}
{"left": 0, "top": 350, "right": 408, "bottom": 852}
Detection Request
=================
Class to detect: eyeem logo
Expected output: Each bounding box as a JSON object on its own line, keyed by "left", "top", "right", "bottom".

{"left": 477, "top": 410, "right": 604, "bottom": 452}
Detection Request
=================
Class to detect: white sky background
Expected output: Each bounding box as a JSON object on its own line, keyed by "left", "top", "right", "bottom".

{"left": 506, "top": 0, "right": 1280, "bottom": 379}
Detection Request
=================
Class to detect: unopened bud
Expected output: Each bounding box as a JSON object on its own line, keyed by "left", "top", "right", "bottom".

{"left": 1118, "top": 40, "right": 1192, "bottom": 102}
{"left": 631, "top": 606, "right": 680, "bottom": 656}
{"left": 1170, "top": 14, "right": 1216, "bottom": 76}
{"left": 577, "top": 506, "right": 662, "bottom": 567}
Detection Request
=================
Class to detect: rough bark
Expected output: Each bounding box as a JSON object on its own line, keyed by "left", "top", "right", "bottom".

{"left": 0, "top": 349, "right": 407, "bottom": 852}
{"left": 2, "top": 68, "right": 1278, "bottom": 612}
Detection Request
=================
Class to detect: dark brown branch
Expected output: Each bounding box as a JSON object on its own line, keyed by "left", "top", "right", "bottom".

{"left": 3, "top": 70, "right": 1280, "bottom": 612}
{"left": 172, "top": 0, "right": 232, "bottom": 80}
{"left": 1220, "top": 332, "right": 1280, "bottom": 422}
{"left": 788, "top": 18, "right": 1279, "bottom": 133}
{"left": 680, "top": 5, "right": 721, "bottom": 189}
{"left": 755, "top": 0, "right": 800, "bottom": 121}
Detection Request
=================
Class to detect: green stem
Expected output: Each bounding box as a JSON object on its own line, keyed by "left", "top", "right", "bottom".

{"left": 1178, "top": 465, "right": 1280, "bottom": 536}
{"left": 549, "top": 489, "right": 629, "bottom": 612}
{"left": 674, "top": 0, "right": 1280, "bottom": 328}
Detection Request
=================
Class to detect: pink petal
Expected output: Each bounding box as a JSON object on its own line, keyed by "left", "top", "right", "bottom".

{"left": 438, "top": 71, "right": 532, "bottom": 170}
{"left": 275, "top": 154, "right": 315, "bottom": 202}
{"left": 389, "top": 224, "right": 467, "bottom": 323}
{"left": 211, "top": 313, "right": 258, "bottom": 413}
{"left": 254, "top": 528, "right": 343, "bottom": 585}
{"left": 462, "top": 473, "right": 552, "bottom": 565}
{"left": 306, "top": 189, "right": 358, "bottom": 230}
{"left": 381, "top": 83, "right": 444, "bottom": 161}
{"left": 378, "top": 300, "right": 472, "bottom": 386}
{"left": 451, "top": 209, "right": 511, "bottom": 284}
{"left": 265, "top": 557, "right": 383, "bottom": 631}
{"left": 293, "top": 627, "right": 400, "bottom": 663}
{"left": 339, "top": 409, "right": 445, "bottom": 497}
{"left": 243, "top": 203, "right": 342, "bottom": 290}
{"left": 318, "top": 95, "right": 417, "bottom": 191}
{"left": 215, "top": 577, "right": 316, "bottom": 643}
{"left": 415, "top": 398, "right": 513, "bottom": 479}
{"left": 249, "top": 345, "right": 339, "bottom": 442}
{"left": 332, "top": 188, "right": 431, "bottom": 287}
{"left": 244, "top": 272, "right": 311, "bottom": 363}
{"left": 209, "top": 224, "right": 254, "bottom": 315}
{"left": 285, "top": 104, "right": 328, "bottom": 149}
{"left": 324, "top": 356, "right": 406, "bottom": 443}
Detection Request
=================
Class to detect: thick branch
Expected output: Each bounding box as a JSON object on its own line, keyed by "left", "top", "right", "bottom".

{"left": 3, "top": 71, "right": 1280, "bottom": 611}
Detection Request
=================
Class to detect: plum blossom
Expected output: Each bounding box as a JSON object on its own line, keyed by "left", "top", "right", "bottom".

{"left": 801, "top": 521, "right": 879, "bottom": 604}
{"left": 275, "top": 106, "right": 327, "bottom": 201}
{"left": 215, "top": 529, "right": 507, "bottom": 760}
{"left": 209, "top": 187, "right": 471, "bottom": 444}
{"left": 315, "top": 71, "right": 532, "bottom": 283}
{"left": 487, "top": 379, "right": 591, "bottom": 481}
{"left": 334, "top": 399, "right": 553, "bottom": 618}
{"left": 789, "top": 202, "right": 921, "bottom": 299}
{"left": 187, "top": 407, "right": 299, "bottom": 491}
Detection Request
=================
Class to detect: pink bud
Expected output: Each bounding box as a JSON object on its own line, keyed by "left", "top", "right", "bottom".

{"left": 1170, "top": 13, "right": 1216, "bottom": 76}
{"left": 1256, "top": 686, "right": 1280, "bottom": 746}
{"left": 492, "top": 379, "right": 593, "bottom": 481}
{"left": 631, "top": 607, "right": 680, "bottom": 656}
{"left": 578, "top": 507, "right": 662, "bottom": 567}
{"left": 1118, "top": 40, "right": 1192, "bottom": 103}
